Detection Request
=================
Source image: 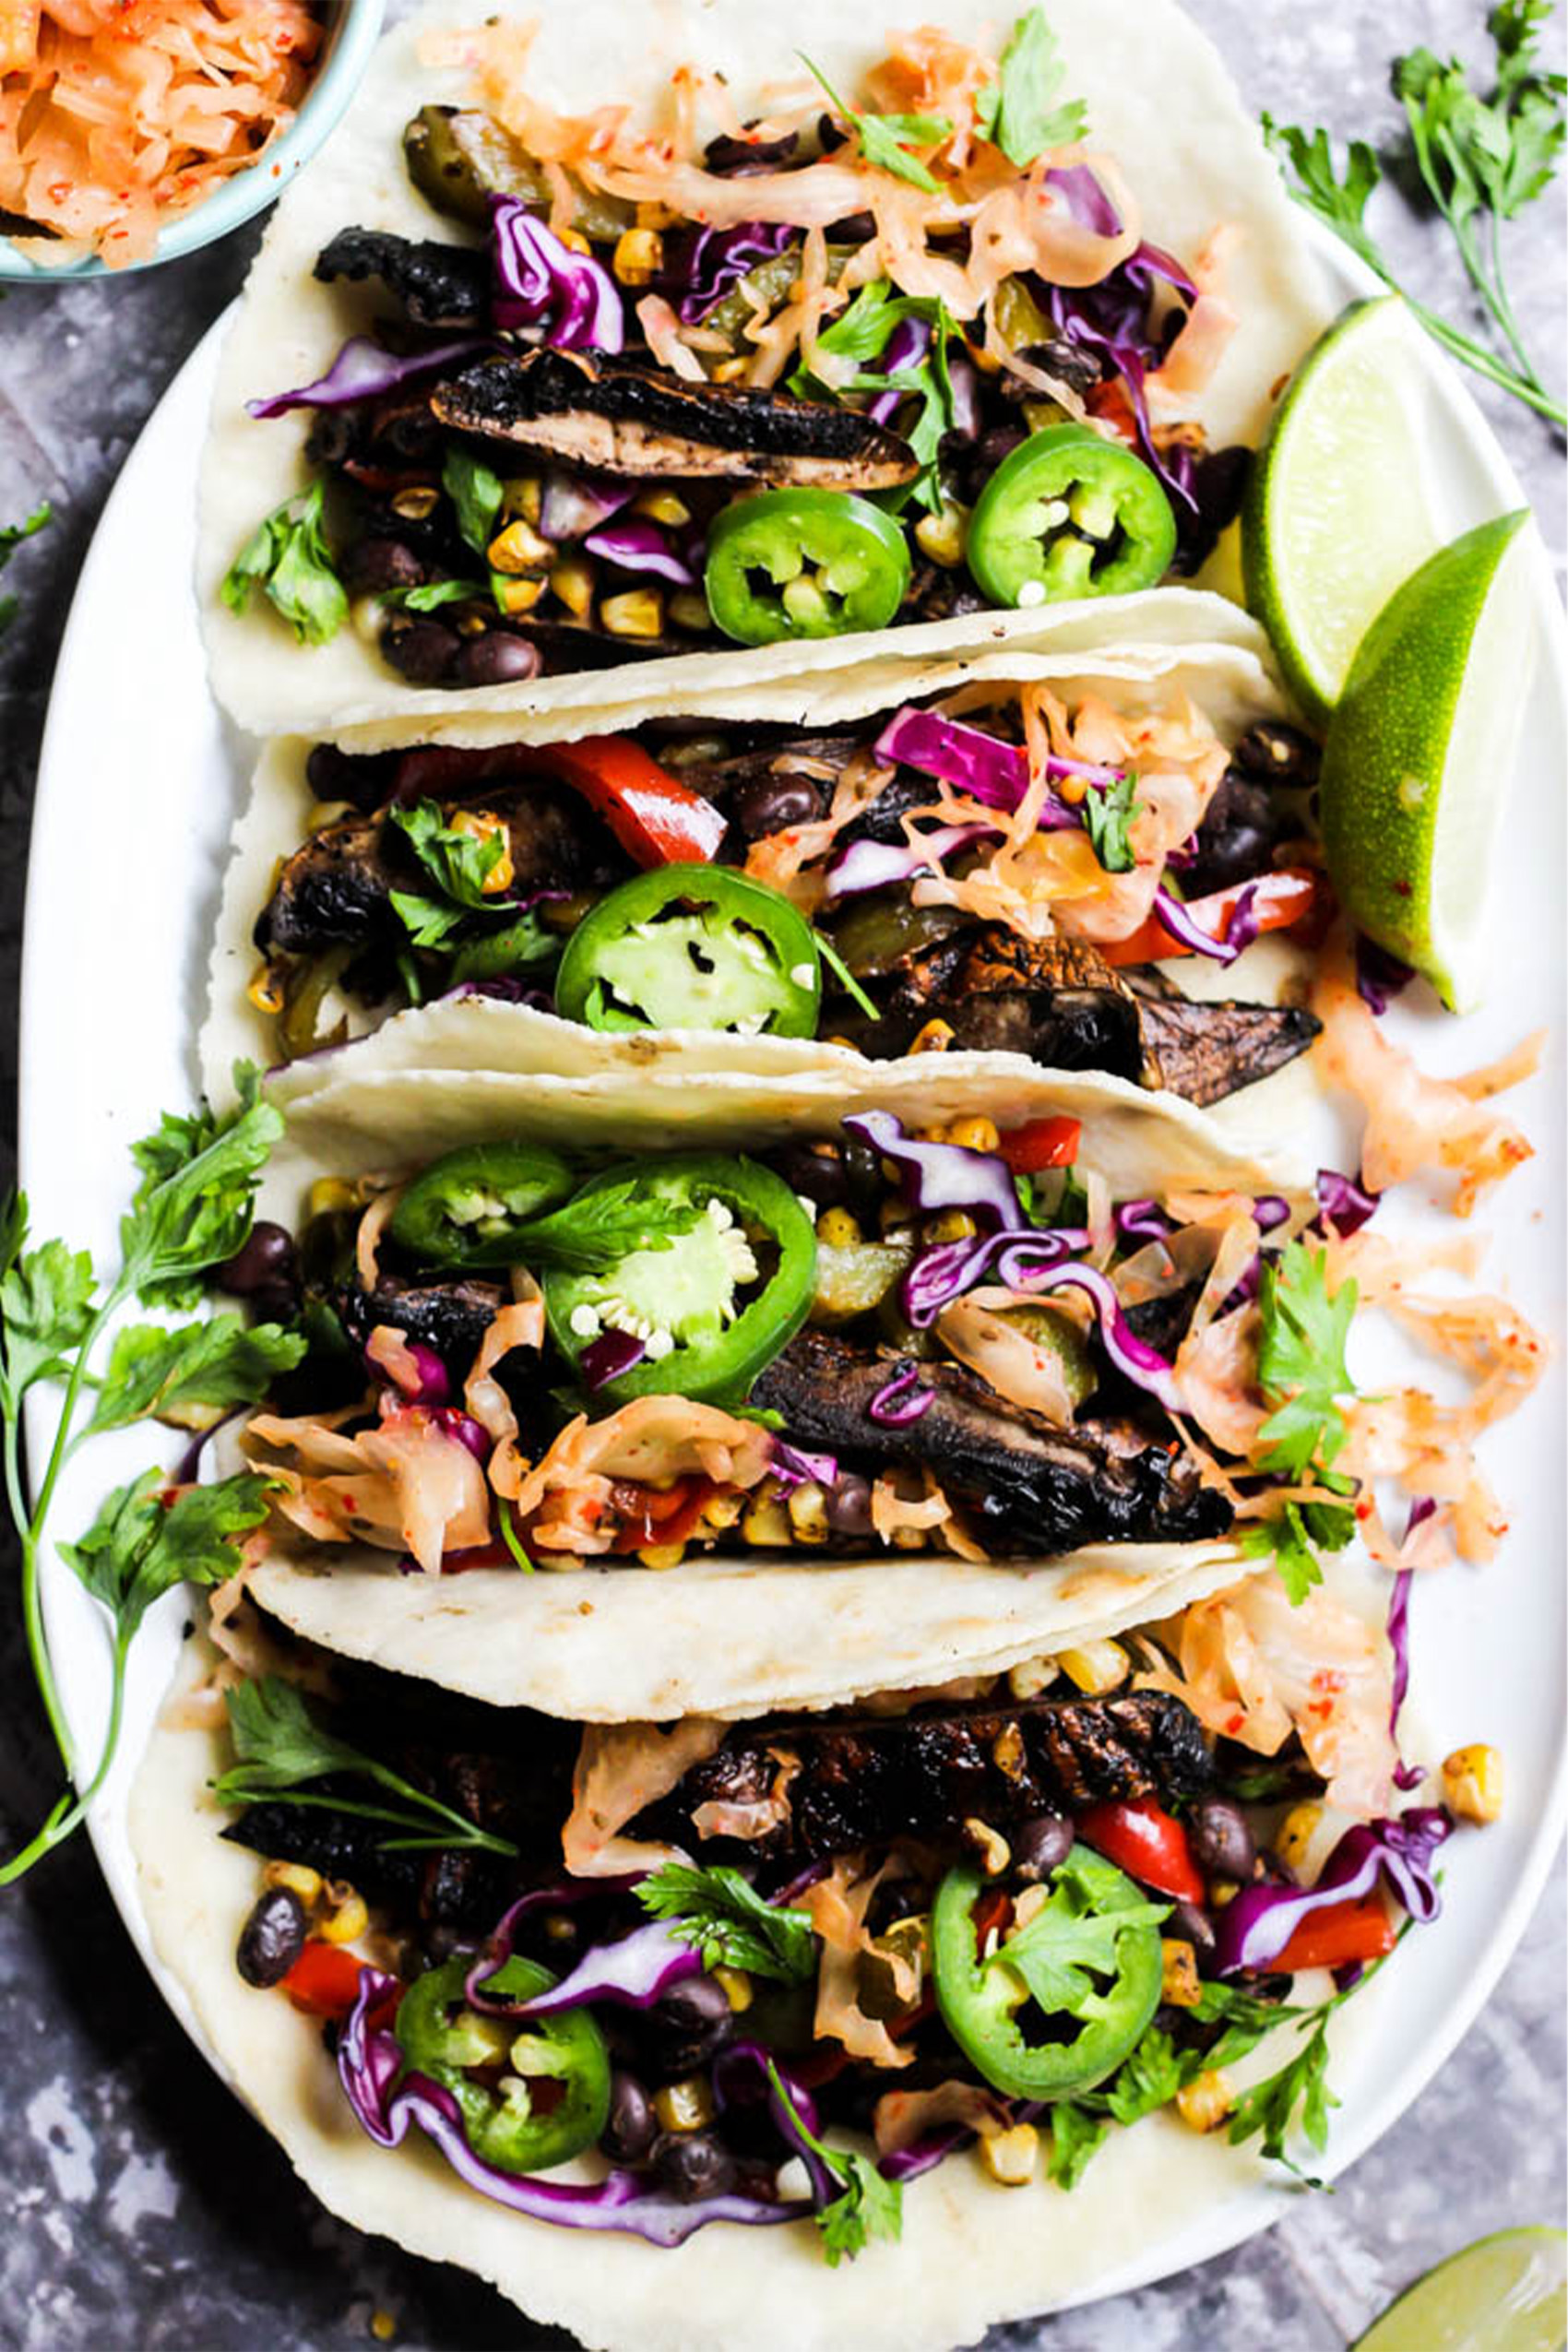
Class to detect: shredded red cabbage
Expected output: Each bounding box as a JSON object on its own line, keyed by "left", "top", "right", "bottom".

{"left": 364, "top": 1339, "right": 450, "bottom": 1406}
{"left": 1148, "top": 885, "right": 1253, "bottom": 964}
{"left": 1315, "top": 1167, "right": 1380, "bottom": 1239}
{"left": 430, "top": 1408, "right": 489, "bottom": 1462}
{"left": 246, "top": 333, "right": 488, "bottom": 419}
{"left": 582, "top": 519, "right": 698, "bottom": 585}
{"left": 1388, "top": 1499, "right": 1434, "bottom": 1791}
{"left": 492, "top": 196, "right": 624, "bottom": 351}
{"left": 675, "top": 220, "right": 796, "bottom": 323}
{"left": 463, "top": 1878, "right": 643, "bottom": 2014}
{"left": 1113, "top": 1199, "right": 1173, "bottom": 1248}
{"left": 339, "top": 1970, "right": 800, "bottom": 2242}
{"left": 540, "top": 470, "right": 633, "bottom": 540}
{"left": 867, "top": 1364, "right": 934, "bottom": 1425}
{"left": 872, "top": 705, "right": 1121, "bottom": 821}
{"left": 712, "top": 2043, "right": 837, "bottom": 2205}
{"left": 506, "top": 1918, "right": 702, "bottom": 2015}
{"left": 1355, "top": 933, "right": 1416, "bottom": 1016}
{"left": 580, "top": 1328, "right": 647, "bottom": 1390}
{"left": 769, "top": 1441, "right": 839, "bottom": 1491}
{"left": 900, "top": 1225, "right": 1087, "bottom": 1327}
{"left": 1253, "top": 1197, "right": 1292, "bottom": 1235}
{"left": 823, "top": 821, "right": 995, "bottom": 903}
{"left": 866, "top": 315, "right": 932, "bottom": 427}
{"left": 844, "top": 1110, "right": 1025, "bottom": 1228}
{"left": 1213, "top": 1808, "right": 1452, "bottom": 1977}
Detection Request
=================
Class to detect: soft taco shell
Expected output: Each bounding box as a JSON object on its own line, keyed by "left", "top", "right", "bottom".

{"left": 197, "top": 0, "right": 1330, "bottom": 739}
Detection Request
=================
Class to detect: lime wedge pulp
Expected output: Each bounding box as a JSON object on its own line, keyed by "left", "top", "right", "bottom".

{"left": 1318, "top": 508, "right": 1534, "bottom": 1013}
{"left": 1242, "top": 297, "right": 1442, "bottom": 726}
{"left": 1352, "top": 2227, "right": 1567, "bottom": 2352}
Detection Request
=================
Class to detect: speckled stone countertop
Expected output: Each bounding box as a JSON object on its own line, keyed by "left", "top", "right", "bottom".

{"left": 0, "top": 4, "right": 1562, "bottom": 2346}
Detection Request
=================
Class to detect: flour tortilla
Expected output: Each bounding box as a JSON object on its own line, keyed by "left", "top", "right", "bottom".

{"left": 202, "top": 613, "right": 1297, "bottom": 1100}
{"left": 197, "top": 0, "right": 1331, "bottom": 738}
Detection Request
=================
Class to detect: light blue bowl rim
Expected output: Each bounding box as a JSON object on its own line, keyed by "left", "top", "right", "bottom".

{"left": 0, "top": 0, "right": 386, "bottom": 281}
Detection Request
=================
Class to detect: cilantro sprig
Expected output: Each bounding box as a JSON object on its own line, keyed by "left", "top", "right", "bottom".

{"left": 0, "top": 1067, "right": 303, "bottom": 1883}
{"left": 974, "top": 9, "right": 1088, "bottom": 165}
{"left": 801, "top": 56, "right": 952, "bottom": 193}
{"left": 386, "top": 800, "right": 557, "bottom": 975}
{"left": 1082, "top": 772, "right": 1143, "bottom": 874}
{"left": 221, "top": 477, "right": 349, "bottom": 645}
{"left": 501, "top": 1177, "right": 703, "bottom": 1277}
{"left": 636, "top": 1860, "right": 818, "bottom": 1982}
{"left": 212, "top": 1675, "right": 519, "bottom": 1856}
{"left": 1241, "top": 1240, "right": 1360, "bottom": 1603}
{"left": 1264, "top": 3, "right": 1565, "bottom": 430}
{"left": 766, "top": 2061, "right": 904, "bottom": 2263}
{"left": 791, "top": 280, "right": 962, "bottom": 512}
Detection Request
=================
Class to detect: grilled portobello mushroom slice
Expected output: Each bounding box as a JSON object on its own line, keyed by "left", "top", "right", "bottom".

{"left": 315, "top": 227, "right": 492, "bottom": 330}
{"left": 430, "top": 348, "right": 920, "bottom": 488}
{"left": 1130, "top": 989, "right": 1321, "bottom": 1107}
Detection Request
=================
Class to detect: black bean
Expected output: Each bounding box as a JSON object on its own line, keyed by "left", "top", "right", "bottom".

{"left": 824, "top": 1472, "right": 873, "bottom": 1538}
{"left": 603, "top": 2071, "right": 657, "bottom": 2166}
{"left": 457, "top": 631, "right": 542, "bottom": 688}
{"left": 215, "top": 1221, "right": 298, "bottom": 1299}
{"left": 657, "top": 1972, "right": 733, "bottom": 2039}
{"left": 346, "top": 537, "right": 426, "bottom": 594}
{"left": 652, "top": 2130, "right": 736, "bottom": 2202}
{"left": 382, "top": 619, "right": 460, "bottom": 683}
{"left": 236, "top": 1886, "right": 307, "bottom": 1988}
{"left": 1013, "top": 1812, "right": 1075, "bottom": 1883}
{"left": 644, "top": 1973, "right": 733, "bottom": 2077}
{"left": 731, "top": 775, "right": 825, "bottom": 842}
{"left": 767, "top": 1143, "right": 851, "bottom": 1211}
{"left": 1168, "top": 1897, "right": 1216, "bottom": 1953}
{"left": 1189, "top": 1797, "right": 1256, "bottom": 1882}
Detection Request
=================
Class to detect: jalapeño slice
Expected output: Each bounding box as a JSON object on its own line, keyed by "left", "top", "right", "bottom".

{"left": 554, "top": 865, "right": 823, "bottom": 1039}
{"left": 705, "top": 489, "right": 911, "bottom": 646}
{"left": 967, "top": 424, "right": 1178, "bottom": 607}
{"left": 388, "top": 1142, "right": 576, "bottom": 1270}
{"left": 395, "top": 1954, "right": 611, "bottom": 2172}
{"left": 544, "top": 1154, "right": 816, "bottom": 1403}
{"left": 931, "top": 1847, "right": 1167, "bottom": 2101}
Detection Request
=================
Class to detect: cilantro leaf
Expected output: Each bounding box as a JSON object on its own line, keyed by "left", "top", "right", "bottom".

{"left": 0, "top": 1203, "right": 97, "bottom": 1406}
{"left": 505, "top": 1178, "right": 702, "bottom": 1277}
{"left": 992, "top": 1857, "right": 1170, "bottom": 2014}
{"left": 391, "top": 800, "right": 506, "bottom": 910}
{"left": 221, "top": 478, "right": 347, "bottom": 646}
{"left": 1255, "top": 1240, "right": 1358, "bottom": 1479}
{"left": 0, "top": 499, "right": 51, "bottom": 639}
{"left": 802, "top": 56, "right": 950, "bottom": 192}
{"left": 121, "top": 1064, "right": 284, "bottom": 1308}
{"left": 1044, "top": 2099, "right": 1108, "bottom": 2188}
{"left": 84, "top": 1315, "right": 305, "bottom": 1438}
{"left": 765, "top": 2061, "right": 903, "bottom": 2263}
{"left": 1226, "top": 2012, "right": 1338, "bottom": 2180}
{"left": 636, "top": 1862, "right": 818, "bottom": 1983}
{"left": 442, "top": 445, "right": 505, "bottom": 556}
{"left": 60, "top": 1469, "right": 273, "bottom": 1645}
{"left": 974, "top": 9, "right": 1088, "bottom": 167}
{"left": 1188, "top": 1979, "right": 1309, "bottom": 2073}
{"left": 1082, "top": 771, "right": 1142, "bottom": 874}
{"left": 385, "top": 578, "right": 493, "bottom": 615}
{"left": 1103, "top": 2025, "right": 1183, "bottom": 2126}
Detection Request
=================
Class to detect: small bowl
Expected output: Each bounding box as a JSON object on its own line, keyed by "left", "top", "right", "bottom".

{"left": 0, "top": 0, "right": 386, "bottom": 281}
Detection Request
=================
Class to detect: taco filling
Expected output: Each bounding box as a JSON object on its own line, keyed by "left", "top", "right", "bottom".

{"left": 221, "top": 12, "right": 1253, "bottom": 687}
{"left": 251, "top": 685, "right": 1323, "bottom": 1105}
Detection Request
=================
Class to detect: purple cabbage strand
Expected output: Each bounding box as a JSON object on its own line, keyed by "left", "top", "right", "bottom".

{"left": 1213, "top": 1808, "right": 1452, "bottom": 1977}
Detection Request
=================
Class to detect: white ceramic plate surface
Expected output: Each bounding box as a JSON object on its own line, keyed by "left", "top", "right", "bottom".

{"left": 18, "top": 232, "right": 1567, "bottom": 2324}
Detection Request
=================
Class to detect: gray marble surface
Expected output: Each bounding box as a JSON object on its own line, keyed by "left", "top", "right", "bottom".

{"left": 0, "top": 3, "right": 1563, "bottom": 2346}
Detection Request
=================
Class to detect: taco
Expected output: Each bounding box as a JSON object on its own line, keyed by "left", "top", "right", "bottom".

{"left": 128, "top": 1553, "right": 1445, "bottom": 2351}
{"left": 198, "top": 0, "right": 1329, "bottom": 734}
{"left": 207, "top": 621, "right": 1324, "bottom": 1120}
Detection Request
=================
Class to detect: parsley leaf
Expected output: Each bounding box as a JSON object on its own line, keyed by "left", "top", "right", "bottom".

{"left": 1255, "top": 1241, "right": 1358, "bottom": 1479}
{"left": 1188, "top": 1979, "right": 1310, "bottom": 2073}
{"left": 0, "top": 499, "right": 50, "bottom": 639}
{"left": 802, "top": 56, "right": 951, "bottom": 192}
{"left": 1043, "top": 2099, "right": 1108, "bottom": 2189}
{"left": 505, "top": 1177, "right": 703, "bottom": 1277}
{"left": 221, "top": 478, "right": 348, "bottom": 646}
{"left": 83, "top": 1315, "right": 305, "bottom": 1438}
{"left": 992, "top": 1858, "right": 1170, "bottom": 2016}
{"left": 1226, "top": 2011, "right": 1338, "bottom": 2180}
{"left": 1102, "top": 2025, "right": 1183, "bottom": 2125}
{"left": 213, "top": 1674, "right": 520, "bottom": 1857}
{"left": 60, "top": 1468, "right": 273, "bottom": 1647}
{"left": 442, "top": 445, "right": 505, "bottom": 556}
{"left": 765, "top": 2062, "right": 903, "bottom": 2263}
{"left": 1082, "top": 771, "right": 1142, "bottom": 874}
{"left": 0, "top": 1204, "right": 97, "bottom": 1407}
{"left": 385, "top": 578, "right": 493, "bottom": 615}
{"left": 386, "top": 800, "right": 522, "bottom": 953}
{"left": 636, "top": 1862, "right": 818, "bottom": 1982}
{"left": 790, "top": 280, "right": 961, "bottom": 512}
{"left": 974, "top": 9, "right": 1088, "bottom": 166}
{"left": 122, "top": 1064, "right": 284, "bottom": 1308}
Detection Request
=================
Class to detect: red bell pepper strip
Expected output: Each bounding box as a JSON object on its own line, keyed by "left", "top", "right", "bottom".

{"left": 998, "top": 1115, "right": 1082, "bottom": 1175}
{"left": 281, "top": 1942, "right": 390, "bottom": 2021}
{"left": 1100, "top": 868, "right": 1321, "bottom": 968}
{"left": 1270, "top": 1895, "right": 1397, "bottom": 1976}
{"left": 1076, "top": 1799, "right": 1205, "bottom": 1903}
{"left": 535, "top": 737, "right": 727, "bottom": 867}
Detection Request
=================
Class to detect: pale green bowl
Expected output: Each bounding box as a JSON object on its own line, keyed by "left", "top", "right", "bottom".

{"left": 0, "top": 0, "right": 386, "bottom": 280}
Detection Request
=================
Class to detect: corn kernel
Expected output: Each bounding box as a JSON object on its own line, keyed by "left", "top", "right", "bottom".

{"left": 927, "top": 1208, "right": 978, "bottom": 1243}
{"left": 713, "top": 356, "right": 750, "bottom": 383}
{"left": 815, "top": 1206, "right": 862, "bottom": 1249}
{"left": 697, "top": 1491, "right": 745, "bottom": 1535}
{"left": 636, "top": 1542, "right": 687, "bottom": 1570}
{"left": 309, "top": 1177, "right": 359, "bottom": 1218}
{"left": 963, "top": 1818, "right": 1012, "bottom": 1876}
{"left": 350, "top": 593, "right": 386, "bottom": 647}
{"left": 1059, "top": 1639, "right": 1129, "bottom": 1696}
{"left": 1160, "top": 1938, "right": 1202, "bottom": 2008}
{"left": 910, "top": 1018, "right": 955, "bottom": 1053}
{"left": 501, "top": 474, "right": 542, "bottom": 524}
{"left": 913, "top": 501, "right": 968, "bottom": 568}
{"left": 1006, "top": 1655, "right": 1056, "bottom": 1702}
{"left": 370, "top": 2311, "right": 397, "bottom": 2345}
{"left": 654, "top": 2077, "right": 715, "bottom": 2133}
{"left": 991, "top": 1723, "right": 1026, "bottom": 1779}
{"left": 1176, "top": 2070, "right": 1232, "bottom": 2133}
{"left": 715, "top": 1967, "right": 753, "bottom": 2013}
{"left": 263, "top": 1859, "right": 322, "bottom": 1907}
{"left": 601, "top": 587, "right": 665, "bottom": 638}
{"left": 318, "top": 1883, "right": 369, "bottom": 1945}
{"left": 980, "top": 2122, "right": 1039, "bottom": 2186}
{"left": 488, "top": 517, "right": 552, "bottom": 575}
{"left": 446, "top": 808, "right": 516, "bottom": 895}
{"left": 1442, "top": 1742, "right": 1503, "bottom": 1823}
{"left": 741, "top": 1493, "right": 792, "bottom": 1547}
{"left": 636, "top": 199, "right": 679, "bottom": 230}
{"left": 391, "top": 484, "right": 439, "bottom": 522}
{"left": 1208, "top": 1878, "right": 1240, "bottom": 1907}
{"left": 549, "top": 554, "right": 595, "bottom": 619}
{"left": 786, "top": 1480, "right": 830, "bottom": 1544}
{"left": 495, "top": 576, "right": 546, "bottom": 616}
{"left": 947, "top": 1116, "right": 1001, "bottom": 1154}
{"left": 557, "top": 226, "right": 591, "bottom": 255}
{"left": 1057, "top": 770, "right": 1088, "bottom": 806}
{"left": 247, "top": 963, "right": 286, "bottom": 1016}
{"left": 1013, "top": 1883, "right": 1050, "bottom": 1930}
{"left": 612, "top": 226, "right": 664, "bottom": 283}
{"left": 669, "top": 590, "right": 714, "bottom": 634}
{"left": 1275, "top": 1801, "right": 1324, "bottom": 1874}
{"left": 455, "top": 610, "right": 487, "bottom": 636}
{"left": 631, "top": 489, "right": 693, "bottom": 529}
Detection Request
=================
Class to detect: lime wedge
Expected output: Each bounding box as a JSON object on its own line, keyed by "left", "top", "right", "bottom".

{"left": 1318, "top": 508, "right": 1534, "bottom": 1013}
{"left": 1352, "top": 2227, "right": 1567, "bottom": 2352}
{"left": 1242, "top": 297, "right": 1442, "bottom": 725}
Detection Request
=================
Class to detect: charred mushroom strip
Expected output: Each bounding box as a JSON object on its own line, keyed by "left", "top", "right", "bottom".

{"left": 750, "top": 1328, "right": 1231, "bottom": 1552}
{"left": 430, "top": 349, "right": 921, "bottom": 489}
{"left": 315, "top": 227, "right": 492, "bottom": 330}
{"left": 1129, "top": 991, "right": 1321, "bottom": 1108}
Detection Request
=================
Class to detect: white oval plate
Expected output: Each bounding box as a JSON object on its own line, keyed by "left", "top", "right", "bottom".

{"left": 18, "top": 232, "right": 1566, "bottom": 2327}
